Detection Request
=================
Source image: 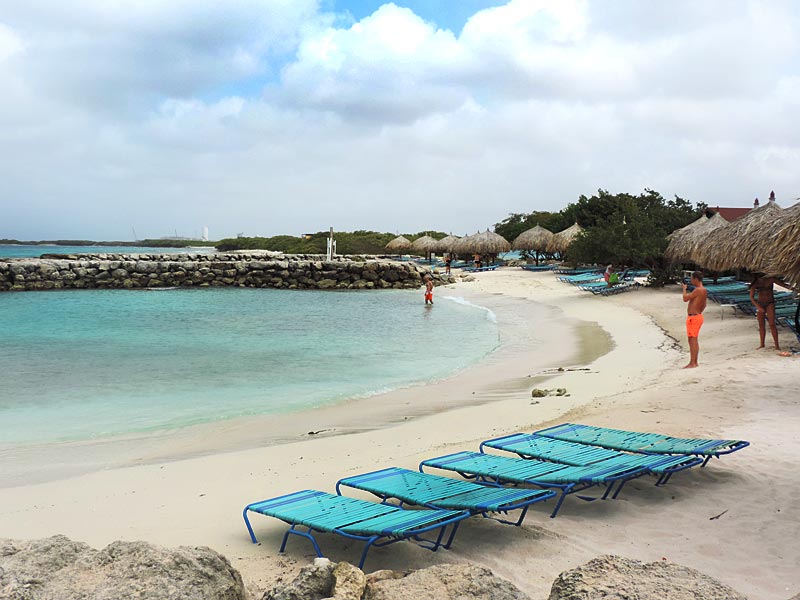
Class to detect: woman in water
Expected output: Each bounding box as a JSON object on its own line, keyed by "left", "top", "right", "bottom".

{"left": 749, "top": 273, "right": 782, "bottom": 350}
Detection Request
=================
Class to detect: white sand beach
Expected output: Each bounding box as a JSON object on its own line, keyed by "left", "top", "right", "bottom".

{"left": 0, "top": 269, "right": 798, "bottom": 599}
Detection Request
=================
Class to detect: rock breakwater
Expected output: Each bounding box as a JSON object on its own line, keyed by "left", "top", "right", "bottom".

{"left": 0, "top": 253, "right": 452, "bottom": 292}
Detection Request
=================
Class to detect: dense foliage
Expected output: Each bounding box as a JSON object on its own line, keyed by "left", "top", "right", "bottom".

{"left": 495, "top": 189, "right": 705, "bottom": 273}
{"left": 215, "top": 230, "right": 447, "bottom": 254}
{"left": 564, "top": 190, "right": 704, "bottom": 268}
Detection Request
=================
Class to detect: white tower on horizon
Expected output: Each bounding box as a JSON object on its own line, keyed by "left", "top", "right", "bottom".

{"left": 202, "top": 226, "right": 209, "bottom": 241}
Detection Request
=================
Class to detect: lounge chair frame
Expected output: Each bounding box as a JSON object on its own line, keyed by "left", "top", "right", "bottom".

{"left": 243, "top": 489, "right": 468, "bottom": 568}
{"left": 336, "top": 466, "right": 556, "bottom": 526}
{"left": 419, "top": 451, "right": 647, "bottom": 518}
{"left": 481, "top": 433, "right": 702, "bottom": 486}
{"left": 536, "top": 423, "right": 749, "bottom": 467}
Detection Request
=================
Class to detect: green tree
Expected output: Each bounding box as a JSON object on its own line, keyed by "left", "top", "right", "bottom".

{"left": 564, "top": 189, "right": 703, "bottom": 269}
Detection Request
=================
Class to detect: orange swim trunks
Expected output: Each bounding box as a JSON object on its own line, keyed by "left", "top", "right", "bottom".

{"left": 686, "top": 314, "right": 704, "bottom": 338}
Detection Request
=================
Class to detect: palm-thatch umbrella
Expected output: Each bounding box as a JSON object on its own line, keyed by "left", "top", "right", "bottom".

{"left": 451, "top": 232, "right": 476, "bottom": 256}
{"left": 665, "top": 212, "right": 729, "bottom": 264}
{"left": 410, "top": 235, "right": 439, "bottom": 261}
{"left": 547, "top": 222, "right": 584, "bottom": 256}
{"left": 692, "top": 199, "right": 783, "bottom": 273}
{"left": 435, "top": 234, "right": 461, "bottom": 254}
{"left": 472, "top": 229, "right": 511, "bottom": 256}
{"left": 385, "top": 235, "right": 411, "bottom": 253}
{"left": 512, "top": 224, "right": 554, "bottom": 265}
{"left": 763, "top": 201, "right": 800, "bottom": 290}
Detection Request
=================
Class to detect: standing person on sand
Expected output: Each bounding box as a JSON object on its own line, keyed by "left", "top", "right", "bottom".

{"left": 423, "top": 274, "right": 434, "bottom": 305}
{"left": 444, "top": 255, "right": 452, "bottom": 275}
{"left": 749, "top": 273, "right": 782, "bottom": 351}
{"left": 681, "top": 271, "right": 708, "bottom": 368}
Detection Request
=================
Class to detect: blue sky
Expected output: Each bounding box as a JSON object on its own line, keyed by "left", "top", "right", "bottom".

{"left": 0, "top": 1, "right": 799, "bottom": 240}
{"left": 324, "top": 0, "right": 508, "bottom": 33}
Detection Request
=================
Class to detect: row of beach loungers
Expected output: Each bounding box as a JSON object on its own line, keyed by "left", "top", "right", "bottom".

{"left": 550, "top": 267, "right": 650, "bottom": 296}
{"left": 693, "top": 277, "right": 799, "bottom": 335}
{"left": 242, "top": 423, "right": 748, "bottom": 568}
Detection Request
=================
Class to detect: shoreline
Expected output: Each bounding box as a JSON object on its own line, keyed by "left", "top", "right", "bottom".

{"left": 0, "top": 286, "right": 610, "bottom": 488}
{"left": 0, "top": 269, "right": 797, "bottom": 599}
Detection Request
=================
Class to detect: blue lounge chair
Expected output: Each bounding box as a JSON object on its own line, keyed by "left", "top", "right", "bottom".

{"left": 535, "top": 423, "right": 749, "bottom": 466}
{"left": 521, "top": 264, "right": 556, "bottom": 272}
{"left": 243, "top": 489, "right": 469, "bottom": 568}
{"left": 419, "top": 451, "right": 647, "bottom": 518}
{"left": 481, "top": 433, "right": 702, "bottom": 485}
{"left": 336, "top": 467, "right": 556, "bottom": 526}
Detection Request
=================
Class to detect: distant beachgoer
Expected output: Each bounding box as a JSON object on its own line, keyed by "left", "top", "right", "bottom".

{"left": 473, "top": 254, "right": 482, "bottom": 269}
{"left": 603, "top": 265, "right": 614, "bottom": 287}
{"left": 681, "top": 271, "right": 708, "bottom": 368}
{"left": 424, "top": 274, "right": 434, "bottom": 305}
{"left": 750, "top": 274, "right": 781, "bottom": 350}
{"left": 445, "top": 255, "right": 452, "bottom": 275}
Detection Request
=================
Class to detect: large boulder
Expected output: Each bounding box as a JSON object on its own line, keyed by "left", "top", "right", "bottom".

{"left": 264, "top": 562, "right": 528, "bottom": 600}
{"left": 364, "top": 564, "right": 530, "bottom": 600}
{"left": 264, "top": 558, "right": 335, "bottom": 600}
{"left": 548, "top": 555, "right": 747, "bottom": 600}
{"left": 0, "top": 535, "right": 245, "bottom": 600}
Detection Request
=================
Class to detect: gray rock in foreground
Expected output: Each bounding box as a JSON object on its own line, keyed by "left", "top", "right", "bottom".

{"left": 264, "top": 561, "right": 530, "bottom": 600}
{"left": 548, "top": 555, "right": 747, "bottom": 600}
{"left": 0, "top": 535, "right": 245, "bottom": 600}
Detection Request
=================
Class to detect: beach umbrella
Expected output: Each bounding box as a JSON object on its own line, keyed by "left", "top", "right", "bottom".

{"left": 410, "top": 235, "right": 439, "bottom": 256}
{"left": 512, "top": 224, "right": 554, "bottom": 251}
{"left": 385, "top": 235, "right": 411, "bottom": 253}
{"left": 764, "top": 201, "right": 800, "bottom": 290}
{"left": 692, "top": 199, "right": 782, "bottom": 272}
{"left": 470, "top": 229, "right": 511, "bottom": 255}
{"left": 665, "top": 212, "right": 729, "bottom": 264}
{"left": 434, "top": 234, "right": 461, "bottom": 254}
{"left": 451, "top": 232, "right": 477, "bottom": 255}
{"left": 547, "top": 222, "right": 584, "bottom": 255}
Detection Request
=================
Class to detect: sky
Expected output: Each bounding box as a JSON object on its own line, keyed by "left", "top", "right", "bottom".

{"left": 1, "top": 1, "right": 799, "bottom": 241}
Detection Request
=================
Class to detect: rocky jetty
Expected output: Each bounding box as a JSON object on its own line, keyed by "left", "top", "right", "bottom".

{"left": 548, "top": 555, "right": 748, "bottom": 600}
{"left": 0, "top": 253, "right": 454, "bottom": 292}
{"left": 0, "top": 537, "right": 755, "bottom": 600}
{"left": 0, "top": 535, "right": 245, "bottom": 599}
{"left": 263, "top": 558, "right": 530, "bottom": 600}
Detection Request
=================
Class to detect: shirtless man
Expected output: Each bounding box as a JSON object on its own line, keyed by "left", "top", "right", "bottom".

{"left": 681, "top": 271, "right": 707, "bottom": 368}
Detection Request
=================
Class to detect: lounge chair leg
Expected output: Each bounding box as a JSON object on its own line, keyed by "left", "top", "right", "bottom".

{"left": 550, "top": 488, "right": 570, "bottom": 518}
{"left": 611, "top": 480, "right": 627, "bottom": 499}
{"left": 242, "top": 508, "right": 258, "bottom": 544}
{"left": 443, "top": 521, "right": 461, "bottom": 549}
{"left": 282, "top": 526, "right": 324, "bottom": 559}
{"left": 357, "top": 537, "right": 379, "bottom": 569}
{"left": 702, "top": 455, "right": 713, "bottom": 467}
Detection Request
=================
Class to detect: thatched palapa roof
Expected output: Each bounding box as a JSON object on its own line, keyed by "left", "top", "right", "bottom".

{"left": 764, "top": 201, "right": 800, "bottom": 290}
{"left": 435, "top": 234, "right": 461, "bottom": 253}
{"left": 692, "top": 199, "right": 782, "bottom": 272}
{"left": 547, "top": 222, "right": 584, "bottom": 254}
{"left": 385, "top": 235, "right": 411, "bottom": 252}
{"left": 471, "top": 229, "right": 511, "bottom": 254}
{"left": 410, "top": 235, "right": 439, "bottom": 255}
{"left": 512, "top": 225, "right": 554, "bottom": 251}
{"left": 664, "top": 212, "right": 729, "bottom": 264}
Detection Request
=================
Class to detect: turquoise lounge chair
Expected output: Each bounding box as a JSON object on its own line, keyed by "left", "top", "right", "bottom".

{"left": 336, "top": 467, "right": 556, "bottom": 526}
{"left": 419, "top": 451, "right": 647, "bottom": 518}
{"left": 243, "top": 490, "right": 469, "bottom": 568}
{"left": 535, "top": 423, "right": 749, "bottom": 466}
{"left": 480, "top": 433, "right": 703, "bottom": 485}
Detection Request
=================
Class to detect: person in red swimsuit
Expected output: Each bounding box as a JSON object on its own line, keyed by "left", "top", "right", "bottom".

{"left": 681, "top": 271, "right": 707, "bottom": 369}
{"left": 423, "top": 274, "right": 434, "bottom": 305}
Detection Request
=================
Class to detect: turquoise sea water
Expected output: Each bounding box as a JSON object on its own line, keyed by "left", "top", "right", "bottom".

{"left": 0, "top": 244, "right": 213, "bottom": 259}
{"left": 0, "top": 288, "right": 498, "bottom": 446}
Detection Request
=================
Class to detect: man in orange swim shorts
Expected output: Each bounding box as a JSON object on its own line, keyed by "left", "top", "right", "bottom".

{"left": 681, "top": 271, "right": 708, "bottom": 369}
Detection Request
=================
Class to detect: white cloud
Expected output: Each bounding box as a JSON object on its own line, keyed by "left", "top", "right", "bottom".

{"left": 1, "top": 0, "right": 799, "bottom": 240}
